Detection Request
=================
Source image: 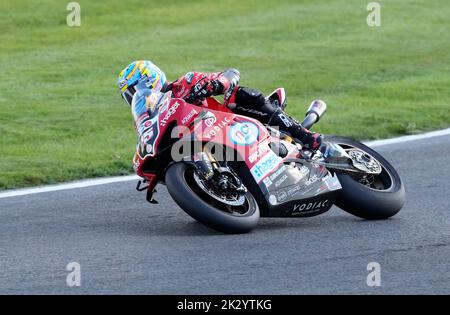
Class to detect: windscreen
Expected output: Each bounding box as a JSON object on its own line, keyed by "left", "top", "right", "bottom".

{"left": 131, "top": 88, "right": 166, "bottom": 122}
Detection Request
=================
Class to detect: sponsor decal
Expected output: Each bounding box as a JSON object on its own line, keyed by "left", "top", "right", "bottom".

{"left": 137, "top": 118, "right": 153, "bottom": 135}
{"left": 193, "top": 80, "right": 206, "bottom": 93}
{"left": 284, "top": 180, "right": 316, "bottom": 199}
{"left": 136, "top": 112, "right": 150, "bottom": 126}
{"left": 181, "top": 108, "right": 198, "bottom": 125}
{"left": 178, "top": 85, "right": 188, "bottom": 98}
{"left": 324, "top": 176, "right": 342, "bottom": 191}
{"left": 261, "top": 164, "right": 287, "bottom": 188}
{"left": 118, "top": 78, "right": 127, "bottom": 90}
{"left": 293, "top": 199, "right": 329, "bottom": 214}
{"left": 249, "top": 143, "right": 270, "bottom": 163}
{"left": 270, "top": 165, "right": 286, "bottom": 181}
{"left": 160, "top": 101, "right": 180, "bottom": 126}
{"left": 229, "top": 122, "right": 259, "bottom": 146}
{"left": 141, "top": 129, "right": 154, "bottom": 143}
{"left": 274, "top": 174, "right": 288, "bottom": 187}
{"left": 315, "top": 184, "right": 328, "bottom": 195}
{"left": 263, "top": 176, "right": 273, "bottom": 187}
{"left": 250, "top": 151, "right": 282, "bottom": 182}
{"left": 305, "top": 174, "right": 319, "bottom": 186}
{"left": 273, "top": 167, "right": 325, "bottom": 200}
{"left": 278, "top": 113, "right": 293, "bottom": 128}
{"left": 293, "top": 175, "right": 321, "bottom": 196}
{"left": 277, "top": 191, "right": 288, "bottom": 202}
{"left": 287, "top": 184, "right": 301, "bottom": 197}
{"left": 203, "top": 112, "right": 217, "bottom": 127}
{"left": 136, "top": 119, "right": 160, "bottom": 159}
{"left": 237, "top": 107, "right": 269, "bottom": 117}
{"left": 204, "top": 116, "right": 231, "bottom": 138}
{"left": 185, "top": 72, "right": 194, "bottom": 84}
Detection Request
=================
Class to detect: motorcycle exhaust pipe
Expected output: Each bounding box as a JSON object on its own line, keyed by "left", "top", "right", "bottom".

{"left": 301, "top": 99, "right": 327, "bottom": 129}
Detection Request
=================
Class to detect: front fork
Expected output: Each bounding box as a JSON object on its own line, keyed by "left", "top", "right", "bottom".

{"left": 135, "top": 149, "right": 217, "bottom": 205}
{"left": 186, "top": 149, "right": 247, "bottom": 195}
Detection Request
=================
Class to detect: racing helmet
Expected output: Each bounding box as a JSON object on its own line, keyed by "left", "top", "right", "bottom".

{"left": 117, "top": 60, "right": 167, "bottom": 106}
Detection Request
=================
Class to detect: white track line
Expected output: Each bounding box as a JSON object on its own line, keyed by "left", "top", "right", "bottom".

{"left": 364, "top": 127, "right": 450, "bottom": 147}
{"left": 0, "top": 175, "right": 139, "bottom": 199}
{"left": 1, "top": 127, "right": 449, "bottom": 199}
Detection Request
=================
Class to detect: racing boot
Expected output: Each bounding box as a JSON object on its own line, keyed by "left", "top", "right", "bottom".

{"left": 268, "top": 108, "right": 323, "bottom": 151}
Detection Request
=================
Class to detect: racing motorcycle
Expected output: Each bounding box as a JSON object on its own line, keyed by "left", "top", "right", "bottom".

{"left": 131, "top": 85, "right": 405, "bottom": 234}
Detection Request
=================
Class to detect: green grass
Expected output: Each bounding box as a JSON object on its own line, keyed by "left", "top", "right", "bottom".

{"left": 0, "top": 0, "right": 449, "bottom": 189}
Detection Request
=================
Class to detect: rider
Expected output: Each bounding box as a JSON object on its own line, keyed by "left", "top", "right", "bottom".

{"left": 117, "top": 60, "right": 323, "bottom": 151}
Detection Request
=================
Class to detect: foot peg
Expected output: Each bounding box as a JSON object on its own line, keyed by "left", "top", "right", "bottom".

{"left": 136, "top": 180, "right": 148, "bottom": 191}
{"left": 136, "top": 179, "right": 158, "bottom": 204}
{"left": 146, "top": 189, "right": 158, "bottom": 204}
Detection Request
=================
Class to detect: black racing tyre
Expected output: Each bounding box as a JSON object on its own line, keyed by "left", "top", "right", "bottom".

{"left": 165, "top": 162, "right": 260, "bottom": 234}
{"left": 325, "top": 136, "right": 405, "bottom": 220}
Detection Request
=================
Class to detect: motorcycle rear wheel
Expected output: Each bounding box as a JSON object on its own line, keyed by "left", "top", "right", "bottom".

{"left": 165, "top": 162, "right": 260, "bottom": 234}
{"left": 325, "top": 136, "right": 405, "bottom": 220}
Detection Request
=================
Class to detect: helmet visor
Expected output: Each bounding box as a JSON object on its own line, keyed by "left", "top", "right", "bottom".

{"left": 121, "top": 86, "right": 136, "bottom": 107}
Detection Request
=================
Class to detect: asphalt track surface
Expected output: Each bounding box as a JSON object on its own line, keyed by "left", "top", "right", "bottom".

{"left": 0, "top": 135, "right": 449, "bottom": 294}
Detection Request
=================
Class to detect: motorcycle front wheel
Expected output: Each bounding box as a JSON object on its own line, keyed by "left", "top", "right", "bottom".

{"left": 165, "top": 162, "right": 260, "bottom": 234}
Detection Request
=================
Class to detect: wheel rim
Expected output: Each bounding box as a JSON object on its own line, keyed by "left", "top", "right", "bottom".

{"left": 183, "top": 168, "right": 254, "bottom": 216}
{"left": 337, "top": 143, "right": 394, "bottom": 191}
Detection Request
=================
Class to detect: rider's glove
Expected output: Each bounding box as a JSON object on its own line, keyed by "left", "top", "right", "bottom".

{"left": 187, "top": 79, "right": 223, "bottom": 104}
{"left": 209, "top": 79, "right": 224, "bottom": 94}
{"left": 300, "top": 132, "right": 323, "bottom": 151}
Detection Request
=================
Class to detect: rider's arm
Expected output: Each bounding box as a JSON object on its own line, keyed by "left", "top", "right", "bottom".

{"left": 214, "top": 68, "right": 240, "bottom": 96}
{"left": 167, "top": 69, "right": 240, "bottom": 104}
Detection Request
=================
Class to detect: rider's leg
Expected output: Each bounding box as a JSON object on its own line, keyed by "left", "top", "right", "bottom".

{"left": 232, "top": 87, "right": 323, "bottom": 150}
